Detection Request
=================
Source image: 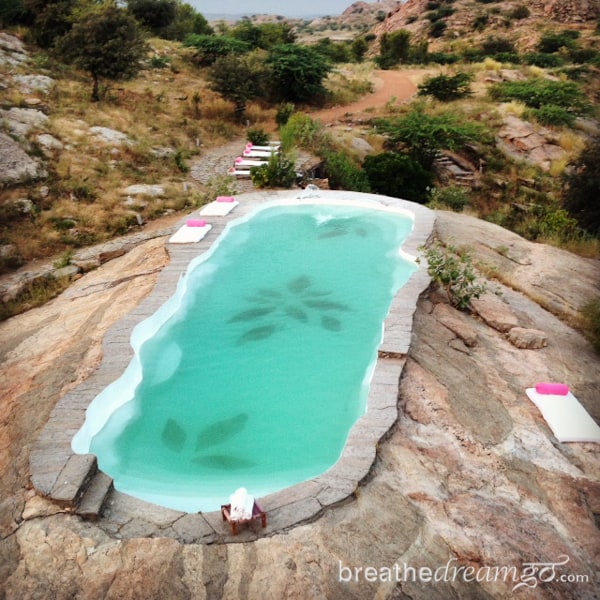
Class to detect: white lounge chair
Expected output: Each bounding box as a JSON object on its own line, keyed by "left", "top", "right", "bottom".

{"left": 526, "top": 384, "right": 600, "bottom": 443}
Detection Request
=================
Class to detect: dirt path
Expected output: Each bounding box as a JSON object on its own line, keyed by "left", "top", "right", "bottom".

{"left": 310, "top": 68, "right": 431, "bottom": 123}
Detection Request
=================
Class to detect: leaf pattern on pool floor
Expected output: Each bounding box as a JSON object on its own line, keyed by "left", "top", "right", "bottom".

{"left": 238, "top": 324, "right": 278, "bottom": 344}
{"left": 228, "top": 306, "right": 276, "bottom": 323}
{"left": 161, "top": 418, "right": 187, "bottom": 453}
{"left": 192, "top": 454, "right": 256, "bottom": 470}
{"left": 230, "top": 275, "right": 350, "bottom": 341}
{"left": 195, "top": 413, "right": 248, "bottom": 450}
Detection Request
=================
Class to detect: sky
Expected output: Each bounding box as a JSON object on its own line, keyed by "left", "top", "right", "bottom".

{"left": 187, "top": 0, "right": 360, "bottom": 18}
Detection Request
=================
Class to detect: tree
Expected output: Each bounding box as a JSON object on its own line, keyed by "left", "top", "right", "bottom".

{"left": 562, "top": 137, "right": 600, "bottom": 236}
{"left": 158, "top": 2, "right": 213, "bottom": 41}
{"left": 376, "top": 30, "right": 410, "bottom": 69}
{"left": 363, "top": 152, "right": 432, "bottom": 202}
{"left": 183, "top": 34, "right": 249, "bottom": 66}
{"left": 127, "top": 0, "right": 177, "bottom": 35}
{"left": 208, "top": 51, "right": 268, "bottom": 121}
{"left": 24, "top": 0, "right": 76, "bottom": 48}
{"left": 375, "top": 106, "right": 483, "bottom": 168}
{"left": 56, "top": 4, "right": 148, "bottom": 101}
{"left": 351, "top": 37, "right": 368, "bottom": 62}
{"left": 266, "top": 44, "right": 331, "bottom": 104}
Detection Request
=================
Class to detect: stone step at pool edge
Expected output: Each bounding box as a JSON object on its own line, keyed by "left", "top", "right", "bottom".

{"left": 48, "top": 453, "right": 113, "bottom": 519}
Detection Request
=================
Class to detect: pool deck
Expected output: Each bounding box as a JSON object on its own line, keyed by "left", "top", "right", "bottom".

{"left": 30, "top": 189, "right": 435, "bottom": 543}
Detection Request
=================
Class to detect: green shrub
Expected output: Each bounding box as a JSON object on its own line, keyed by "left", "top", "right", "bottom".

{"left": 429, "top": 20, "right": 447, "bottom": 38}
{"left": 523, "top": 52, "right": 564, "bottom": 67}
{"left": 247, "top": 127, "right": 269, "bottom": 146}
{"left": 420, "top": 241, "right": 487, "bottom": 310}
{"left": 528, "top": 104, "right": 575, "bottom": 127}
{"left": 428, "top": 52, "right": 459, "bottom": 64}
{"left": 473, "top": 14, "right": 489, "bottom": 31}
{"left": 581, "top": 298, "right": 600, "bottom": 352}
{"left": 279, "top": 113, "right": 325, "bottom": 152}
{"left": 250, "top": 152, "right": 297, "bottom": 188}
{"left": 537, "top": 30, "right": 579, "bottom": 53}
{"left": 428, "top": 186, "right": 470, "bottom": 210}
{"left": 322, "top": 151, "right": 370, "bottom": 192}
{"left": 362, "top": 152, "right": 432, "bottom": 202}
{"left": 481, "top": 35, "right": 515, "bottom": 55}
{"left": 562, "top": 137, "right": 600, "bottom": 236}
{"left": 418, "top": 72, "right": 472, "bottom": 101}
{"left": 509, "top": 5, "right": 530, "bottom": 19}
{"left": 275, "top": 103, "right": 295, "bottom": 127}
{"left": 568, "top": 47, "right": 598, "bottom": 64}
{"left": 488, "top": 79, "right": 590, "bottom": 114}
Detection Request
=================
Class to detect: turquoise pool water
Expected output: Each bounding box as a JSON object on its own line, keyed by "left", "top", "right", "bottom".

{"left": 73, "top": 202, "right": 416, "bottom": 512}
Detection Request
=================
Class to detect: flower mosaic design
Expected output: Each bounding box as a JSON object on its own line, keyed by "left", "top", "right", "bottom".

{"left": 230, "top": 275, "right": 352, "bottom": 344}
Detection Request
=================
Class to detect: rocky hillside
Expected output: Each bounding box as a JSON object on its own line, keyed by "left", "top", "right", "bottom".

{"left": 373, "top": 0, "right": 600, "bottom": 49}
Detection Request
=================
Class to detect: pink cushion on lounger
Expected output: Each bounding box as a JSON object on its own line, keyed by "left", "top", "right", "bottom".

{"left": 216, "top": 196, "right": 235, "bottom": 202}
{"left": 535, "top": 382, "right": 569, "bottom": 396}
{"left": 186, "top": 219, "right": 207, "bottom": 227}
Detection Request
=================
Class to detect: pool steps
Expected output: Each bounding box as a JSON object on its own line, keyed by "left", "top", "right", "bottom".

{"left": 48, "top": 453, "right": 113, "bottom": 520}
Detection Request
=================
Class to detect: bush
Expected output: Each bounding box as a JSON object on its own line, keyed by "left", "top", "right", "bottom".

{"left": 537, "top": 30, "right": 579, "bottom": 53}
{"left": 322, "top": 151, "right": 370, "bottom": 192}
{"left": 522, "top": 52, "right": 564, "bottom": 67}
{"left": 279, "top": 113, "right": 325, "bottom": 152}
{"left": 375, "top": 107, "right": 484, "bottom": 169}
{"left": 247, "top": 127, "right": 269, "bottom": 145}
{"left": 275, "top": 103, "right": 295, "bottom": 127}
{"left": 481, "top": 35, "right": 515, "bottom": 55}
{"left": 429, "top": 20, "right": 447, "bottom": 38}
{"left": 428, "top": 52, "right": 459, "bottom": 64}
{"left": 428, "top": 186, "right": 470, "bottom": 210}
{"left": 509, "top": 5, "right": 530, "bottom": 19}
{"left": 250, "top": 152, "right": 297, "bottom": 188}
{"left": 488, "top": 79, "right": 590, "bottom": 114}
{"left": 562, "top": 137, "right": 600, "bottom": 236}
{"left": 420, "top": 241, "right": 487, "bottom": 310}
{"left": 362, "top": 152, "right": 432, "bottom": 202}
{"left": 418, "top": 72, "right": 472, "bottom": 101}
{"left": 528, "top": 104, "right": 575, "bottom": 127}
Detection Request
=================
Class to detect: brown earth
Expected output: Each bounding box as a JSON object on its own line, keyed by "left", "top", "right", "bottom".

{"left": 311, "top": 69, "right": 429, "bottom": 124}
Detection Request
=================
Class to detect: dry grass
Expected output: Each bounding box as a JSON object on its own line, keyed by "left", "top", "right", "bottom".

{"left": 0, "top": 38, "right": 252, "bottom": 264}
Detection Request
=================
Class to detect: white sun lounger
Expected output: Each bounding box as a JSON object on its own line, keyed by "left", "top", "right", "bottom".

{"left": 526, "top": 387, "right": 600, "bottom": 443}
{"left": 242, "top": 149, "right": 276, "bottom": 158}
{"left": 227, "top": 167, "right": 252, "bottom": 177}
{"left": 168, "top": 222, "right": 212, "bottom": 244}
{"left": 200, "top": 199, "right": 239, "bottom": 216}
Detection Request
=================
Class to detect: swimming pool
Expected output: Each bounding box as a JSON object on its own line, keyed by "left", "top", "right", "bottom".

{"left": 72, "top": 199, "right": 417, "bottom": 512}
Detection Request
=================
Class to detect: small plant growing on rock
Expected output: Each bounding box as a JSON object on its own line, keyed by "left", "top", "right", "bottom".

{"left": 420, "top": 241, "right": 487, "bottom": 310}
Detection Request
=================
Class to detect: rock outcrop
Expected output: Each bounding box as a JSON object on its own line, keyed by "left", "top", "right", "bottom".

{"left": 0, "top": 207, "right": 598, "bottom": 598}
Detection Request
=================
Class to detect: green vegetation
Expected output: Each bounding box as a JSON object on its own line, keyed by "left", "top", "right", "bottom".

{"left": 421, "top": 241, "right": 488, "bottom": 310}
{"left": 56, "top": 4, "right": 148, "bottom": 101}
{"left": 581, "top": 298, "right": 600, "bottom": 352}
{"left": 562, "top": 137, "right": 600, "bottom": 236}
{"left": 417, "top": 72, "right": 473, "bottom": 101}
{"left": 250, "top": 152, "right": 297, "bottom": 188}
{"left": 362, "top": 152, "right": 432, "bottom": 202}
{"left": 374, "top": 107, "right": 484, "bottom": 168}
{"left": 266, "top": 44, "right": 331, "bottom": 103}
{"left": 376, "top": 30, "right": 411, "bottom": 69}
{"left": 489, "top": 79, "right": 590, "bottom": 115}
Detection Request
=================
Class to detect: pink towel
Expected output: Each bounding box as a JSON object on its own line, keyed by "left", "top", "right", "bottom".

{"left": 186, "top": 219, "right": 207, "bottom": 227}
{"left": 216, "top": 196, "right": 235, "bottom": 203}
{"left": 535, "top": 382, "right": 569, "bottom": 396}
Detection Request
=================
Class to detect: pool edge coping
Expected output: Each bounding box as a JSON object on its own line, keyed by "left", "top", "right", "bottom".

{"left": 29, "top": 189, "right": 435, "bottom": 543}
